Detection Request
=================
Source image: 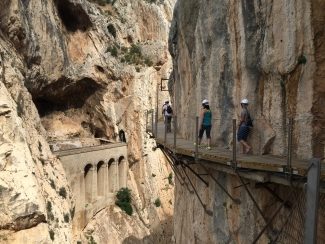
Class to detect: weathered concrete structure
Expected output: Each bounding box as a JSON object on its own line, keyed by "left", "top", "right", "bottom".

{"left": 54, "top": 143, "right": 128, "bottom": 233}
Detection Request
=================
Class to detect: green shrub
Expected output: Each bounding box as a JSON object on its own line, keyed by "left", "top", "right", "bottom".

{"left": 152, "top": 173, "right": 156, "bottom": 177}
{"left": 59, "top": 187, "right": 67, "bottom": 199}
{"left": 42, "top": 78, "right": 49, "bottom": 85}
{"left": 116, "top": 187, "right": 131, "bottom": 203}
{"left": 129, "top": 44, "right": 142, "bottom": 56}
{"left": 136, "top": 67, "right": 140, "bottom": 72}
{"left": 298, "top": 55, "right": 307, "bottom": 64}
{"left": 115, "top": 187, "right": 133, "bottom": 215}
{"left": 154, "top": 198, "right": 161, "bottom": 207}
{"left": 87, "top": 235, "right": 97, "bottom": 244}
{"left": 24, "top": 78, "right": 32, "bottom": 90}
{"left": 70, "top": 207, "right": 75, "bottom": 219}
{"left": 144, "top": 57, "right": 153, "bottom": 66}
{"left": 168, "top": 173, "right": 173, "bottom": 184}
{"left": 47, "top": 201, "right": 52, "bottom": 212}
{"left": 47, "top": 212, "right": 54, "bottom": 221}
{"left": 17, "top": 103, "right": 23, "bottom": 117}
{"left": 49, "top": 230, "right": 55, "bottom": 241}
{"left": 64, "top": 213, "right": 69, "bottom": 223}
{"left": 115, "top": 200, "right": 133, "bottom": 215}
{"left": 38, "top": 141, "right": 42, "bottom": 152}
{"left": 121, "top": 46, "right": 128, "bottom": 53}
{"left": 111, "top": 46, "right": 118, "bottom": 57}
{"left": 97, "top": 0, "right": 106, "bottom": 6}
{"left": 107, "top": 24, "right": 116, "bottom": 38}
{"left": 50, "top": 179, "right": 56, "bottom": 190}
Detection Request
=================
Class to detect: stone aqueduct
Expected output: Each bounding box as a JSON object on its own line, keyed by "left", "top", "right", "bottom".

{"left": 54, "top": 143, "right": 128, "bottom": 232}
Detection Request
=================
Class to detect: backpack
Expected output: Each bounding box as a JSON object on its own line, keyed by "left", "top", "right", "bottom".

{"left": 166, "top": 105, "right": 173, "bottom": 114}
{"left": 245, "top": 110, "right": 253, "bottom": 127}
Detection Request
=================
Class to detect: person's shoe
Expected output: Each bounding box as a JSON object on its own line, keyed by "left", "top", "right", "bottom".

{"left": 194, "top": 142, "right": 200, "bottom": 148}
{"left": 245, "top": 147, "right": 251, "bottom": 154}
{"left": 206, "top": 146, "right": 211, "bottom": 150}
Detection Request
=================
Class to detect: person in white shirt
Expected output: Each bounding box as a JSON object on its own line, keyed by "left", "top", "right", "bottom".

{"left": 162, "top": 99, "right": 173, "bottom": 132}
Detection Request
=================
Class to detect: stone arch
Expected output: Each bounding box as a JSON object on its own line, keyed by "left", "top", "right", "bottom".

{"left": 84, "top": 163, "right": 93, "bottom": 204}
{"left": 107, "top": 158, "right": 115, "bottom": 193}
{"left": 97, "top": 161, "right": 105, "bottom": 197}
{"left": 118, "top": 156, "right": 127, "bottom": 188}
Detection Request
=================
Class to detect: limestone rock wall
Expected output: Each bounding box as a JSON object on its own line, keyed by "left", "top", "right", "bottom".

{"left": 0, "top": 0, "right": 176, "bottom": 243}
{"left": 168, "top": 0, "right": 325, "bottom": 243}
{"left": 169, "top": 0, "right": 325, "bottom": 159}
{"left": 0, "top": 34, "right": 74, "bottom": 243}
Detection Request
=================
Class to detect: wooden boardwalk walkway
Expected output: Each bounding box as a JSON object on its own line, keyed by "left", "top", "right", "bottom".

{"left": 152, "top": 122, "right": 325, "bottom": 177}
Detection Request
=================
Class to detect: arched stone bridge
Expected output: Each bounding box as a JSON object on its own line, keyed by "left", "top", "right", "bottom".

{"left": 54, "top": 142, "right": 128, "bottom": 232}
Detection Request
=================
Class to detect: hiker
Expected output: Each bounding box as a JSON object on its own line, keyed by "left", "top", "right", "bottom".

{"left": 237, "top": 99, "right": 253, "bottom": 154}
{"left": 162, "top": 99, "right": 173, "bottom": 132}
{"left": 196, "top": 99, "right": 212, "bottom": 150}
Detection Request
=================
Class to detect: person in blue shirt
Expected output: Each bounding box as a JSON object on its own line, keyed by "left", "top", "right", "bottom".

{"left": 197, "top": 99, "right": 212, "bottom": 150}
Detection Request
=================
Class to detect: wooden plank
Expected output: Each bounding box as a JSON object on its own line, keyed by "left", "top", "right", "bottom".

{"left": 154, "top": 122, "right": 325, "bottom": 177}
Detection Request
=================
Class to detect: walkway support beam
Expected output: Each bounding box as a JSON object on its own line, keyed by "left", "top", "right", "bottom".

{"left": 195, "top": 116, "right": 199, "bottom": 161}
{"left": 304, "top": 158, "right": 321, "bottom": 244}
{"left": 287, "top": 118, "right": 293, "bottom": 170}
{"left": 233, "top": 119, "right": 236, "bottom": 167}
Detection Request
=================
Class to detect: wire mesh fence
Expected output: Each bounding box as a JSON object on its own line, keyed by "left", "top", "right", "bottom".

{"left": 273, "top": 185, "right": 306, "bottom": 244}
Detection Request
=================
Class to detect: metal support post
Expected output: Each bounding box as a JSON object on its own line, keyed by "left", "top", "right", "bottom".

{"left": 304, "top": 158, "right": 321, "bottom": 244}
{"left": 233, "top": 119, "right": 237, "bottom": 167}
{"left": 286, "top": 118, "right": 293, "bottom": 171}
{"left": 173, "top": 116, "right": 177, "bottom": 154}
{"left": 195, "top": 116, "right": 199, "bottom": 161}
{"left": 164, "top": 116, "right": 167, "bottom": 145}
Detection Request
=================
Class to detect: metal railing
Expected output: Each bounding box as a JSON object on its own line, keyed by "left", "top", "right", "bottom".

{"left": 145, "top": 113, "right": 325, "bottom": 171}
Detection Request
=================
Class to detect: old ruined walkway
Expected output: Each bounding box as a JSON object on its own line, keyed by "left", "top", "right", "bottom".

{"left": 54, "top": 142, "right": 127, "bottom": 233}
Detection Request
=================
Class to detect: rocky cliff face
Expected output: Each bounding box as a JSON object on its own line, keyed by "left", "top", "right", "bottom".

{"left": 0, "top": 0, "right": 175, "bottom": 243}
{"left": 169, "top": 0, "right": 325, "bottom": 159}
{"left": 168, "top": 0, "right": 325, "bottom": 243}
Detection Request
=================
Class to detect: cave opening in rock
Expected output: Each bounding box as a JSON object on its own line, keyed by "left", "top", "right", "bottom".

{"left": 33, "top": 77, "right": 101, "bottom": 116}
{"left": 55, "top": 0, "right": 92, "bottom": 32}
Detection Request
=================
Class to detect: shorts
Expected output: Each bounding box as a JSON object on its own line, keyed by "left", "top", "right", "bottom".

{"left": 237, "top": 126, "right": 251, "bottom": 141}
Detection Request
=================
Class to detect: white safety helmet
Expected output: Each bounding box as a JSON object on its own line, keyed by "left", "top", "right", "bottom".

{"left": 202, "top": 99, "right": 209, "bottom": 104}
{"left": 241, "top": 99, "right": 248, "bottom": 104}
{"left": 165, "top": 99, "right": 169, "bottom": 103}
